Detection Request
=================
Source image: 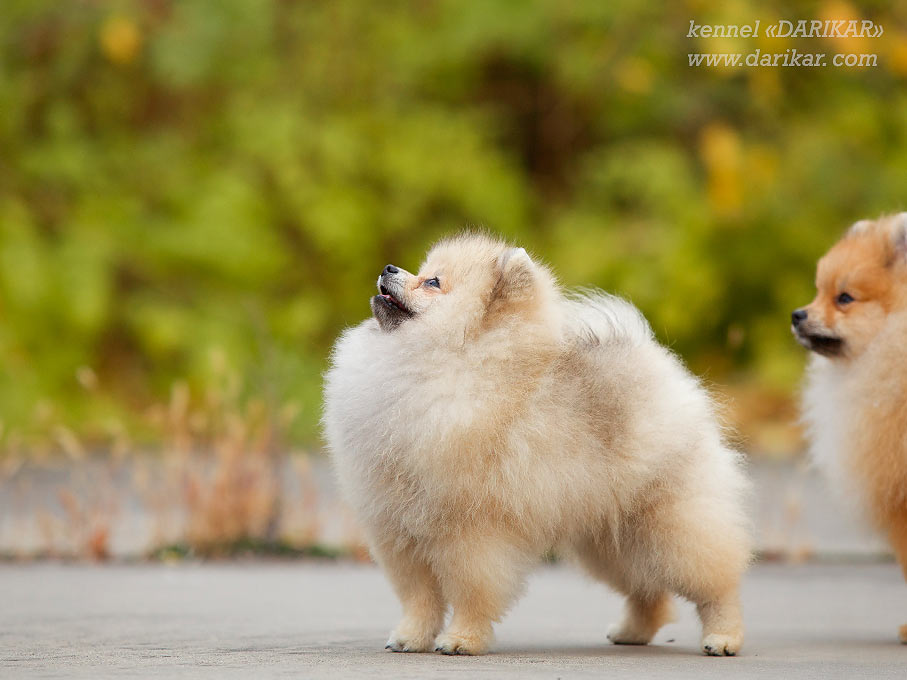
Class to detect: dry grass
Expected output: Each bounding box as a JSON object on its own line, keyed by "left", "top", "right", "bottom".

{"left": 0, "top": 355, "right": 365, "bottom": 561}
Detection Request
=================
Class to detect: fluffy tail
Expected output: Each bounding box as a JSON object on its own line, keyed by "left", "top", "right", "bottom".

{"left": 562, "top": 290, "right": 653, "bottom": 347}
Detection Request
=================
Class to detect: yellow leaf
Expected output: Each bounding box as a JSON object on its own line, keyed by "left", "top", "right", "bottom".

{"left": 889, "top": 32, "right": 907, "bottom": 77}
{"left": 100, "top": 16, "right": 142, "bottom": 66}
{"left": 699, "top": 123, "right": 742, "bottom": 217}
{"left": 615, "top": 57, "right": 653, "bottom": 95}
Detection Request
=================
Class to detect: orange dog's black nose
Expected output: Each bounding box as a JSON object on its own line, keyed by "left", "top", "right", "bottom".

{"left": 383, "top": 264, "right": 399, "bottom": 275}
{"left": 791, "top": 309, "right": 807, "bottom": 326}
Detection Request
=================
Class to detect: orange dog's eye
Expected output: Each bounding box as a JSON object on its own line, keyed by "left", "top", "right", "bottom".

{"left": 423, "top": 277, "right": 441, "bottom": 289}
{"left": 836, "top": 292, "right": 854, "bottom": 305}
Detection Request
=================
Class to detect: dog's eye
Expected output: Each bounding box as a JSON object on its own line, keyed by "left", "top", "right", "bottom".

{"left": 423, "top": 277, "right": 441, "bottom": 289}
{"left": 836, "top": 292, "right": 854, "bottom": 305}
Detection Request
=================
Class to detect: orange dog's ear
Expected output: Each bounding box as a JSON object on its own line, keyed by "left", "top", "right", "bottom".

{"left": 848, "top": 218, "right": 874, "bottom": 235}
{"left": 891, "top": 213, "right": 907, "bottom": 258}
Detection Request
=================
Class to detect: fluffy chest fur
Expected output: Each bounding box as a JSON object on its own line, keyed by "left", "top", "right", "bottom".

{"left": 803, "top": 331, "right": 907, "bottom": 520}
{"left": 323, "top": 320, "right": 564, "bottom": 533}
{"left": 802, "top": 356, "right": 855, "bottom": 498}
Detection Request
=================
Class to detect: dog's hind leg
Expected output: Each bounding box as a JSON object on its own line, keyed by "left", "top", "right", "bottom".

{"left": 373, "top": 538, "right": 446, "bottom": 653}
{"left": 691, "top": 587, "right": 744, "bottom": 656}
{"left": 650, "top": 500, "right": 749, "bottom": 656}
{"left": 571, "top": 535, "right": 674, "bottom": 645}
{"left": 618, "top": 477, "right": 749, "bottom": 656}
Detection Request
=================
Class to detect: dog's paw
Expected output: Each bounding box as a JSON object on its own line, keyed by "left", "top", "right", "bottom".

{"left": 434, "top": 630, "right": 490, "bottom": 655}
{"left": 606, "top": 621, "right": 653, "bottom": 646}
{"left": 701, "top": 633, "right": 742, "bottom": 656}
{"left": 898, "top": 624, "right": 907, "bottom": 644}
{"left": 385, "top": 625, "right": 435, "bottom": 653}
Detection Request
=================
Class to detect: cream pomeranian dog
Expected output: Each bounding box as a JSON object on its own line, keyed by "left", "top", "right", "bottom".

{"left": 794, "top": 214, "right": 907, "bottom": 643}
{"left": 323, "top": 233, "right": 751, "bottom": 656}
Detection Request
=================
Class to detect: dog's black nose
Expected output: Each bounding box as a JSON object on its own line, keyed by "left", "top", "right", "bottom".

{"left": 791, "top": 309, "right": 808, "bottom": 326}
{"left": 383, "top": 264, "right": 399, "bottom": 276}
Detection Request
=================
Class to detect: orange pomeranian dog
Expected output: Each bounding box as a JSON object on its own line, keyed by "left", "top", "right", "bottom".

{"left": 793, "top": 213, "right": 907, "bottom": 643}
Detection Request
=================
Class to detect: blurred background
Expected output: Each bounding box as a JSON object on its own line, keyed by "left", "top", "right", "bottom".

{"left": 1, "top": 0, "right": 905, "bottom": 560}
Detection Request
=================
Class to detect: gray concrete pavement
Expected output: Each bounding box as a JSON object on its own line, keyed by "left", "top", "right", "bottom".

{"left": 1, "top": 562, "right": 906, "bottom": 678}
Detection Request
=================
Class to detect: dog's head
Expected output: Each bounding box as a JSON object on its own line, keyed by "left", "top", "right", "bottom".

{"left": 370, "top": 233, "right": 554, "bottom": 335}
{"left": 792, "top": 214, "right": 907, "bottom": 359}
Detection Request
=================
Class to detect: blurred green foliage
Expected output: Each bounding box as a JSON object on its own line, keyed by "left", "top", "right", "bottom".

{"left": 1, "top": 0, "right": 906, "bottom": 451}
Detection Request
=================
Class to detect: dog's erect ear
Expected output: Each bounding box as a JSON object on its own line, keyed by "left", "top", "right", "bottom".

{"left": 847, "top": 218, "right": 874, "bottom": 235}
{"left": 890, "top": 213, "right": 907, "bottom": 259}
{"left": 492, "top": 247, "right": 536, "bottom": 303}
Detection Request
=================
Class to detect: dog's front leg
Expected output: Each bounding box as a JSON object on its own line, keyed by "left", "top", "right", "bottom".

{"left": 431, "top": 534, "right": 533, "bottom": 655}
{"left": 372, "top": 538, "right": 447, "bottom": 652}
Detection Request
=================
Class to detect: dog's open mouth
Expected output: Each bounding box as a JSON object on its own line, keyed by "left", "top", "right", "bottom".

{"left": 378, "top": 285, "right": 409, "bottom": 313}
{"left": 795, "top": 330, "right": 844, "bottom": 357}
{"left": 372, "top": 282, "right": 414, "bottom": 331}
